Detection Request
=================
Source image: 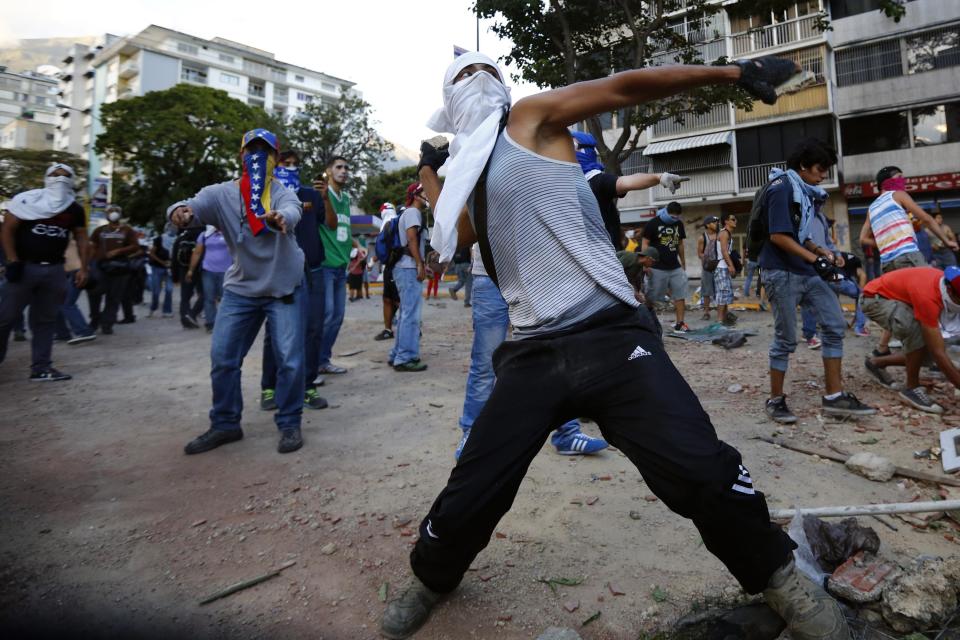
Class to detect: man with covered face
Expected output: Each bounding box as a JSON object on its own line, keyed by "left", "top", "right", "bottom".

{"left": 0, "top": 164, "right": 88, "bottom": 380}
{"left": 381, "top": 53, "right": 850, "bottom": 640}
{"left": 169, "top": 129, "right": 306, "bottom": 455}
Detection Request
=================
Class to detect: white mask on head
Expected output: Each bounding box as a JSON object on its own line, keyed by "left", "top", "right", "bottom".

{"left": 108, "top": 211, "right": 121, "bottom": 222}
{"left": 8, "top": 163, "right": 76, "bottom": 221}
{"left": 44, "top": 176, "right": 75, "bottom": 211}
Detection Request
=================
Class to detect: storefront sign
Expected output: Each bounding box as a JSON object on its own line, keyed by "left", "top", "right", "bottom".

{"left": 843, "top": 172, "right": 960, "bottom": 198}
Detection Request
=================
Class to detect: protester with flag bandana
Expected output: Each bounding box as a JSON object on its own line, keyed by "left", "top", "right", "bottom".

{"left": 260, "top": 149, "right": 328, "bottom": 412}
{"left": 570, "top": 131, "right": 685, "bottom": 250}
{"left": 169, "top": 129, "right": 307, "bottom": 455}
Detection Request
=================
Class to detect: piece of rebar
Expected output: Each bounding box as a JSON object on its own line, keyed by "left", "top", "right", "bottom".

{"left": 769, "top": 500, "right": 960, "bottom": 520}
{"left": 199, "top": 560, "right": 297, "bottom": 605}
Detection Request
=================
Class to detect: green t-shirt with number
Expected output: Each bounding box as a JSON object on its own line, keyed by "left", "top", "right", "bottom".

{"left": 319, "top": 188, "right": 352, "bottom": 268}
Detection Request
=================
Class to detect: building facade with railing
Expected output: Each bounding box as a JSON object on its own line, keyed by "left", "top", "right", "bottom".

{"left": 64, "top": 25, "right": 357, "bottom": 200}
{"left": 596, "top": 0, "right": 957, "bottom": 271}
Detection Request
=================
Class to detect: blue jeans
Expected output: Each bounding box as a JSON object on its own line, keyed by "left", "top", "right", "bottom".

{"left": 801, "top": 278, "right": 865, "bottom": 339}
{"left": 458, "top": 275, "right": 581, "bottom": 440}
{"left": 149, "top": 266, "right": 173, "bottom": 314}
{"left": 210, "top": 283, "right": 305, "bottom": 432}
{"left": 743, "top": 260, "right": 760, "bottom": 297}
{"left": 263, "top": 268, "right": 325, "bottom": 390}
{"left": 763, "top": 269, "right": 844, "bottom": 372}
{"left": 61, "top": 270, "right": 93, "bottom": 337}
{"left": 201, "top": 270, "right": 225, "bottom": 329}
{"left": 389, "top": 267, "right": 424, "bottom": 365}
{"left": 318, "top": 266, "right": 347, "bottom": 367}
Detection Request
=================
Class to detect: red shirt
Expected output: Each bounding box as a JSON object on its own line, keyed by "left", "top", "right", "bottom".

{"left": 863, "top": 267, "right": 943, "bottom": 328}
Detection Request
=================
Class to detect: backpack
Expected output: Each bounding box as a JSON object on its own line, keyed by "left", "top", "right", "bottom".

{"left": 702, "top": 231, "right": 720, "bottom": 272}
{"left": 747, "top": 181, "right": 774, "bottom": 263}
{"left": 375, "top": 218, "right": 404, "bottom": 268}
{"left": 171, "top": 228, "right": 200, "bottom": 279}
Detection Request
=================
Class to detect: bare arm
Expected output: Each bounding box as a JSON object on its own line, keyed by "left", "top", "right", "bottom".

{"left": 859, "top": 220, "right": 877, "bottom": 249}
{"left": 921, "top": 325, "right": 960, "bottom": 389}
{"left": 719, "top": 230, "right": 734, "bottom": 270}
{"left": 894, "top": 191, "right": 957, "bottom": 249}
{"left": 187, "top": 243, "right": 204, "bottom": 280}
{"left": 2, "top": 214, "right": 19, "bottom": 263}
{"left": 74, "top": 227, "right": 90, "bottom": 272}
{"left": 857, "top": 267, "right": 867, "bottom": 288}
{"left": 697, "top": 233, "right": 705, "bottom": 260}
{"left": 615, "top": 173, "right": 661, "bottom": 196}
{"left": 678, "top": 237, "right": 686, "bottom": 270}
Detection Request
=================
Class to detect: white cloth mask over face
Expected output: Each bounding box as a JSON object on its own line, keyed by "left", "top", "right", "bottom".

{"left": 7, "top": 163, "right": 76, "bottom": 221}
{"left": 426, "top": 52, "right": 512, "bottom": 263}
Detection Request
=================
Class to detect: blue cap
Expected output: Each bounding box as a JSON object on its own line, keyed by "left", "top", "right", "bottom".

{"left": 241, "top": 129, "right": 279, "bottom": 152}
{"left": 571, "top": 130, "right": 597, "bottom": 148}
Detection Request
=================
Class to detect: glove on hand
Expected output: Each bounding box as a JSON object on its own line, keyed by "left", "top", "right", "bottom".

{"left": 659, "top": 173, "right": 688, "bottom": 194}
{"left": 418, "top": 135, "right": 450, "bottom": 173}
{"left": 813, "top": 256, "right": 837, "bottom": 280}
{"left": 734, "top": 56, "right": 801, "bottom": 105}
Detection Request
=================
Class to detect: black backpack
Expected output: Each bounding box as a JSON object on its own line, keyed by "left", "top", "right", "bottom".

{"left": 171, "top": 228, "right": 201, "bottom": 279}
{"left": 702, "top": 231, "right": 720, "bottom": 272}
{"left": 747, "top": 181, "right": 774, "bottom": 263}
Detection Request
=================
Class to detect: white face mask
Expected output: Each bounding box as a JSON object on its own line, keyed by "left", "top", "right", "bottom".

{"left": 44, "top": 176, "right": 74, "bottom": 210}
{"left": 435, "top": 70, "right": 511, "bottom": 158}
{"left": 108, "top": 211, "right": 121, "bottom": 222}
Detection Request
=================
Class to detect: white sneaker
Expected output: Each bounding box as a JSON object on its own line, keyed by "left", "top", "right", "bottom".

{"left": 888, "top": 339, "right": 903, "bottom": 349}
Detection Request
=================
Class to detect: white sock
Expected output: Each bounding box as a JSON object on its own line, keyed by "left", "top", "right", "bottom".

{"left": 824, "top": 391, "right": 843, "bottom": 400}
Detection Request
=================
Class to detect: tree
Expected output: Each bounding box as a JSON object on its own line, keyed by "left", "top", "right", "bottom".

{"left": 0, "top": 149, "right": 87, "bottom": 200}
{"left": 361, "top": 165, "right": 419, "bottom": 215}
{"left": 473, "top": 0, "right": 907, "bottom": 175}
{"left": 95, "top": 84, "right": 281, "bottom": 227}
{"left": 284, "top": 94, "right": 394, "bottom": 200}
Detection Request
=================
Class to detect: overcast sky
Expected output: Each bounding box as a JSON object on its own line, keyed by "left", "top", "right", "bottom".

{"left": 2, "top": 0, "right": 540, "bottom": 152}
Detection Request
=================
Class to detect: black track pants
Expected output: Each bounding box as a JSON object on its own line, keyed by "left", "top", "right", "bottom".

{"left": 410, "top": 305, "right": 794, "bottom": 595}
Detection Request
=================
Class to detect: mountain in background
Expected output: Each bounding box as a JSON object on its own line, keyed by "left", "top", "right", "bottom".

{"left": 0, "top": 36, "right": 98, "bottom": 73}
{"left": 382, "top": 141, "right": 418, "bottom": 172}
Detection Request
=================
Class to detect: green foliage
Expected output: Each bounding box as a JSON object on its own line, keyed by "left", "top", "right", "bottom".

{"left": 95, "top": 83, "right": 281, "bottom": 227}
{"left": 361, "top": 165, "right": 419, "bottom": 214}
{"left": 284, "top": 94, "right": 394, "bottom": 200}
{"left": 0, "top": 149, "right": 87, "bottom": 200}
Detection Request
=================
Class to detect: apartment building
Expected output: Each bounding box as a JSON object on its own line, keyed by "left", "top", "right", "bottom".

{"left": 58, "top": 25, "right": 355, "bottom": 196}
{"left": 596, "top": 0, "right": 959, "bottom": 270}
{"left": 0, "top": 67, "right": 58, "bottom": 150}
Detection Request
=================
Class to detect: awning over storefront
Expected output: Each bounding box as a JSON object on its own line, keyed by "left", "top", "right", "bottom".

{"left": 642, "top": 131, "right": 733, "bottom": 156}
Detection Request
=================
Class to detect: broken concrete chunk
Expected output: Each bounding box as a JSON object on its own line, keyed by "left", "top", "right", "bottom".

{"left": 845, "top": 452, "right": 896, "bottom": 482}
{"left": 881, "top": 557, "right": 959, "bottom": 633}
{"left": 827, "top": 551, "right": 896, "bottom": 603}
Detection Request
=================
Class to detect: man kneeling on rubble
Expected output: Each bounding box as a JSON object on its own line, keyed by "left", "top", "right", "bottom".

{"left": 863, "top": 266, "right": 960, "bottom": 414}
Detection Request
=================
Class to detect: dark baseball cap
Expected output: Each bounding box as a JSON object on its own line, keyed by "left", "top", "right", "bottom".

{"left": 703, "top": 215, "right": 720, "bottom": 226}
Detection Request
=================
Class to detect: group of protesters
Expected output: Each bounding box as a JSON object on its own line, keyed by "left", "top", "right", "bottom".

{"left": 7, "top": 47, "right": 960, "bottom": 640}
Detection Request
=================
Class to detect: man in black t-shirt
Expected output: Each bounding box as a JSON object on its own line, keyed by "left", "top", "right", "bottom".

{"left": 0, "top": 164, "right": 89, "bottom": 380}
{"left": 570, "top": 131, "right": 685, "bottom": 249}
{"left": 642, "top": 201, "right": 690, "bottom": 331}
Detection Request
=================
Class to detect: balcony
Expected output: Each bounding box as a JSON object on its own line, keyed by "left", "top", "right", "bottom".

{"left": 652, "top": 103, "right": 730, "bottom": 139}
{"left": 736, "top": 84, "right": 828, "bottom": 123}
{"left": 738, "top": 161, "right": 838, "bottom": 192}
{"left": 119, "top": 60, "right": 139, "bottom": 79}
{"left": 731, "top": 13, "right": 823, "bottom": 56}
{"left": 651, "top": 169, "right": 736, "bottom": 202}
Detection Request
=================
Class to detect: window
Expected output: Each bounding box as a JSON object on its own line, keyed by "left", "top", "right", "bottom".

{"left": 835, "top": 39, "right": 902, "bottom": 86}
{"left": 906, "top": 25, "right": 960, "bottom": 74}
{"left": 737, "top": 115, "right": 834, "bottom": 166}
{"left": 294, "top": 74, "right": 305, "bottom": 83}
{"left": 621, "top": 149, "right": 651, "bottom": 176}
{"left": 248, "top": 80, "right": 265, "bottom": 97}
{"left": 177, "top": 42, "right": 199, "bottom": 55}
{"left": 219, "top": 53, "right": 235, "bottom": 63}
{"left": 273, "top": 86, "right": 288, "bottom": 102}
{"left": 828, "top": 0, "right": 916, "bottom": 20}
{"left": 321, "top": 81, "right": 337, "bottom": 92}
{"left": 840, "top": 111, "right": 909, "bottom": 155}
{"left": 296, "top": 91, "right": 313, "bottom": 102}
{"left": 220, "top": 72, "right": 239, "bottom": 86}
{"left": 33, "top": 95, "right": 47, "bottom": 105}
{"left": 181, "top": 65, "right": 208, "bottom": 84}
{"left": 14, "top": 92, "right": 28, "bottom": 102}
{"left": 243, "top": 59, "right": 267, "bottom": 78}
{"left": 912, "top": 102, "right": 960, "bottom": 146}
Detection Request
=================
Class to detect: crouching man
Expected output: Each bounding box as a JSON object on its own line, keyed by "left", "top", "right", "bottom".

{"left": 169, "top": 129, "right": 307, "bottom": 455}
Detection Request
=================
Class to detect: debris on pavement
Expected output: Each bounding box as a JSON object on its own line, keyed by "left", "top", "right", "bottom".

{"left": 802, "top": 516, "right": 880, "bottom": 572}
{"left": 199, "top": 559, "right": 296, "bottom": 605}
{"left": 881, "top": 556, "right": 960, "bottom": 633}
{"left": 827, "top": 551, "right": 896, "bottom": 603}
{"left": 671, "top": 603, "right": 785, "bottom": 640}
{"left": 942, "top": 427, "right": 960, "bottom": 472}
{"left": 845, "top": 452, "right": 896, "bottom": 482}
{"left": 535, "top": 628, "right": 582, "bottom": 640}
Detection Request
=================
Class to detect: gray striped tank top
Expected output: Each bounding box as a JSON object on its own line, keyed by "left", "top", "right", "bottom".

{"left": 476, "top": 130, "right": 639, "bottom": 338}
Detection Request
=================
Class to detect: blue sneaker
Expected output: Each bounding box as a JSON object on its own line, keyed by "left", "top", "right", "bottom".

{"left": 554, "top": 432, "right": 608, "bottom": 456}
{"left": 454, "top": 429, "right": 470, "bottom": 460}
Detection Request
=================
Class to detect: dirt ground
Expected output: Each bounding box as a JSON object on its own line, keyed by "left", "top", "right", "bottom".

{"left": 1, "top": 284, "right": 958, "bottom": 640}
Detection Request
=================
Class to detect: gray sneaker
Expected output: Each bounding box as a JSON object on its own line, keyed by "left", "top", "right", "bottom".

{"left": 381, "top": 575, "right": 444, "bottom": 639}
{"left": 763, "top": 558, "right": 850, "bottom": 639}
{"left": 899, "top": 386, "right": 943, "bottom": 414}
{"left": 765, "top": 395, "right": 797, "bottom": 424}
{"left": 864, "top": 357, "right": 899, "bottom": 390}
{"left": 822, "top": 391, "right": 877, "bottom": 418}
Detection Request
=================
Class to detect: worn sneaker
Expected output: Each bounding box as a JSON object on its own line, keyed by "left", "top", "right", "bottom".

{"left": 872, "top": 348, "right": 892, "bottom": 358}
{"left": 822, "top": 391, "right": 877, "bottom": 418}
{"left": 29, "top": 368, "right": 72, "bottom": 382}
{"left": 899, "top": 386, "right": 944, "bottom": 414}
{"left": 374, "top": 329, "right": 394, "bottom": 341}
{"left": 395, "top": 360, "right": 428, "bottom": 372}
{"left": 454, "top": 428, "right": 471, "bottom": 461}
{"left": 449, "top": 288, "right": 458, "bottom": 300}
{"left": 260, "top": 388, "right": 277, "bottom": 411}
{"left": 381, "top": 575, "right": 445, "bottom": 639}
{"left": 67, "top": 333, "right": 97, "bottom": 345}
{"left": 673, "top": 322, "right": 690, "bottom": 332}
{"left": 554, "top": 432, "right": 608, "bottom": 456}
{"left": 864, "top": 357, "right": 899, "bottom": 390}
{"left": 763, "top": 557, "right": 849, "bottom": 640}
{"left": 319, "top": 363, "right": 348, "bottom": 374}
{"left": 183, "top": 314, "right": 199, "bottom": 328}
{"left": 853, "top": 327, "right": 871, "bottom": 337}
{"left": 765, "top": 395, "right": 797, "bottom": 424}
{"left": 313, "top": 375, "right": 325, "bottom": 387}
{"left": 806, "top": 336, "right": 822, "bottom": 350}
{"left": 304, "top": 387, "right": 329, "bottom": 410}
{"left": 277, "top": 428, "right": 303, "bottom": 454}
{"left": 184, "top": 428, "right": 243, "bottom": 455}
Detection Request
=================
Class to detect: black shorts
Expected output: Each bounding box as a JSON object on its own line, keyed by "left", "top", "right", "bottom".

{"left": 347, "top": 272, "right": 364, "bottom": 290}
{"left": 382, "top": 267, "right": 400, "bottom": 303}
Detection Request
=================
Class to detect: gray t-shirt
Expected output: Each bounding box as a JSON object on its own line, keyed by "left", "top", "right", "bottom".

{"left": 396, "top": 206, "right": 427, "bottom": 270}
{"left": 182, "top": 180, "right": 304, "bottom": 298}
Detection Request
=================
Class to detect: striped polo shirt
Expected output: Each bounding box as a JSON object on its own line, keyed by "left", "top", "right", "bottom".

{"left": 868, "top": 191, "right": 918, "bottom": 264}
{"left": 475, "top": 131, "right": 638, "bottom": 338}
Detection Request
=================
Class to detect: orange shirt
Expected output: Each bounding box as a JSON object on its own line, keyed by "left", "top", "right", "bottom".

{"left": 863, "top": 267, "right": 943, "bottom": 328}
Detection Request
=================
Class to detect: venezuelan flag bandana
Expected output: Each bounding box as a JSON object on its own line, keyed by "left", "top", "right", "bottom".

{"left": 239, "top": 150, "right": 275, "bottom": 236}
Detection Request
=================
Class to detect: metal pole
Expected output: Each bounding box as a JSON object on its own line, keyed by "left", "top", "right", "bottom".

{"left": 769, "top": 500, "right": 960, "bottom": 520}
{"left": 476, "top": 15, "right": 480, "bottom": 51}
